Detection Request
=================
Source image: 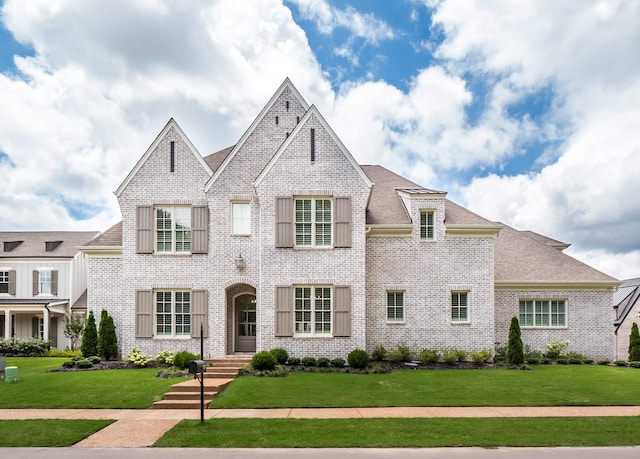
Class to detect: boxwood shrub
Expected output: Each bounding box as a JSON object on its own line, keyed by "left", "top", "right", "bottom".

{"left": 348, "top": 349, "right": 370, "bottom": 368}
{"left": 270, "top": 348, "right": 289, "bottom": 365}
{"left": 252, "top": 351, "right": 277, "bottom": 371}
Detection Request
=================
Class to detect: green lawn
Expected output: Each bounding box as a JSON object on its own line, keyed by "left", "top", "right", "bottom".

{"left": 212, "top": 365, "right": 640, "bottom": 408}
{"left": 0, "top": 420, "right": 113, "bottom": 447}
{"left": 155, "top": 417, "right": 640, "bottom": 448}
{"left": 0, "top": 357, "right": 187, "bottom": 408}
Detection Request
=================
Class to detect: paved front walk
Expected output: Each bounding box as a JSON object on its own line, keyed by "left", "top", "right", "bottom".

{"left": 2, "top": 406, "right": 640, "bottom": 447}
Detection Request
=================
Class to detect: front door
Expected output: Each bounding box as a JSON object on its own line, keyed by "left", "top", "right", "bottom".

{"left": 235, "top": 294, "right": 256, "bottom": 352}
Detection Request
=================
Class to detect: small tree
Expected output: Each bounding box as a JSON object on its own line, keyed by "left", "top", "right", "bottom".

{"left": 98, "top": 310, "right": 118, "bottom": 361}
{"left": 507, "top": 316, "right": 524, "bottom": 365}
{"left": 81, "top": 310, "right": 98, "bottom": 357}
{"left": 629, "top": 322, "right": 640, "bottom": 362}
{"left": 63, "top": 313, "right": 85, "bottom": 350}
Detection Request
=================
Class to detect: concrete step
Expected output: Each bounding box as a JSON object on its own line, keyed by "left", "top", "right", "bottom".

{"left": 152, "top": 399, "right": 213, "bottom": 410}
{"left": 162, "top": 390, "right": 218, "bottom": 401}
{"left": 170, "top": 378, "right": 233, "bottom": 392}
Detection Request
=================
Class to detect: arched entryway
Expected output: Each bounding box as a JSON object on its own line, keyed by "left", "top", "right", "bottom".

{"left": 226, "top": 283, "right": 257, "bottom": 354}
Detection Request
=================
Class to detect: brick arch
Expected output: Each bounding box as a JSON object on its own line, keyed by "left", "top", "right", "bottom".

{"left": 226, "top": 283, "right": 257, "bottom": 354}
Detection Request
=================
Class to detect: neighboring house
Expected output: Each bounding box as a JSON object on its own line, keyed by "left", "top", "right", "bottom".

{"left": 0, "top": 231, "right": 99, "bottom": 348}
{"left": 79, "top": 78, "right": 620, "bottom": 361}
{"left": 613, "top": 278, "right": 640, "bottom": 360}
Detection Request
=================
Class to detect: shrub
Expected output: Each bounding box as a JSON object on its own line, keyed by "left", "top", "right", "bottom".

{"left": 348, "top": 349, "right": 370, "bottom": 369}
{"left": 386, "top": 350, "right": 404, "bottom": 363}
{"left": 330, "top": 358, "right": 346, "bottom": 368}
{"left": 127, "top": 347, "right": 152, "bottom": 367}
{"left": 507, "top": 317, "right": 524, "bottom": 365}
{"left": 252, "top": 351, "right": 277, "bottom": 371}
{"left": 556, "top": 358, "right": 569, "bottom": 365}
{"left": 523, "top": 345, "right": 543, "bottom": 362}
{"left": 63, "top": 313, "right": 85, "bottom": 351}
{"left": 270, "top": 348, "right": 289, "bottom": 365}
{"left": 526, "top": 357, "right": 540, "bottom": 365}
{"left": 317, "top": 357, "right": 330, "bottom": 367}
{"left": 301, "top": 357, "right": 317, "bottom": 367}
{"left": 396, "top": 343, "right": 413, "bottom": 362}
{"left": 596, "top": 359, "right": 610, "bottom": 365}
{"left": 419, "top": 349, "right": 440, "bottom": 364}
{"left": 287, "top": 357, "right": 301, "bottom": 365}
{"left": 471, "top": 349, "right": 492, "bottom": 364}
{"left": 76, "top": 358, "right": 93, "bottom": 369}
{"left": 540, "top": 358, "right": 552, "bottom": 365}
{"left": 629, "top": 323, "right": 640, "bottom": 362}
{"left": 45, "top": 348, "right": 82, "bottom": 358}
{"left": 156, "top": 350, "right": 174, "bottom": 365}
{"left": 545, "top": 340, "right": 570, "bottom": 360}
{"left": 88, "top": 355, "right": 101, "bottom": 364}
{"left": 173, "top": 350, "right": 199, "bottom": 369}
{"left": 0, "top": 337, "right": 49, "bottom": 356}
{"left": 81, "top": 310, "right": 98, "bottom": 357}
{"left": 62, "top": 360, "right": 75, "bottom": 368}
{"left": 97, "top": 310, "right": 118, "bottom": 361}
{"left": 371, "top": 344, "right": 387, "bottom": 361}
{"left": 454, "top": 349, "right": 468, "bottom": 362}
{"left": 629, "top": 361, "right": 640, "bottom": 369}
{"left": 441, "top": 349, "right": 458, "bottom": 364}
{"left": 614, "top": 360, "right": 628, "bottom": 367}
{"left": 568, "top": 358, "right": 583, "bottom": 365}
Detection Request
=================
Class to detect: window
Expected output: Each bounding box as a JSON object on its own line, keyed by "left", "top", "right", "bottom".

{"left": 0, "top": 271, "right": 8, "bottom": 294}
{"left": 519, "top": 300, "right": 566, "bottom": 327}
{"left": 295, "top": 198, "right": 332, "bottom": 246}
{"left": 294, "top": 286, "right": 332, "bottom": 335}
{"left": 39, "top": 270, "right": 52, "bottom": 295}
{"left": 420, "top": 210, "right": 435, "bottom": 240}
{"left": 156, "top": 290, "right": 191, "bottom": 336}
{"left": 387, "top": 291, "right": 405, "bottom": 322}
{"left": 451, "top": 291, "right": 469, "bottom": 322}
{"left": 156, "top": 206, "right": 191, "bottom": 253}
{"left": 231, "top": 202, "right": 251, "bottom": 235}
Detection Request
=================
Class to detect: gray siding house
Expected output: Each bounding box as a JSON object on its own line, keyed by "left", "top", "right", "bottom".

{"left": 80, "top": 79, "right": 619, "bottom": 360}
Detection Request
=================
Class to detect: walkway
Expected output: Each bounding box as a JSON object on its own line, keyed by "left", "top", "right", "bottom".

{"left": 2, "top": 406, "right": 640, "bottom": 448}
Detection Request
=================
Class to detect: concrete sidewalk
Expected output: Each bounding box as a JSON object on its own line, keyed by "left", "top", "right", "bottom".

{"left": 2, "top": 406, "right": 640, "bottom": 448}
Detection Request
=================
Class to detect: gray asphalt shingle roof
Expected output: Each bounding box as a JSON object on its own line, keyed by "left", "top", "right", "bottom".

{"left": 1, "top": 231, "right": 99, "bottom": 258}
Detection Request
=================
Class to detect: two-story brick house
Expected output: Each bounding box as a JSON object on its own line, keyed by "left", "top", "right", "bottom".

{"left": 1, "top": 231, "right": 98, "bottom": 348}
{"left": 80, "top": 79, "right": 619, "bottom": 360}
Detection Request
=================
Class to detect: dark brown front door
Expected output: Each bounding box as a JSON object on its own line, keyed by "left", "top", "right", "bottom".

{"left": 235, "top": 294, "right": 256, "bottom": 352}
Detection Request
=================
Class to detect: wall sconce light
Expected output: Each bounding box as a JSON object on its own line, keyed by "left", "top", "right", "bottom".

{"left": 235, "top": 253, "right": 245, "bottom": 270}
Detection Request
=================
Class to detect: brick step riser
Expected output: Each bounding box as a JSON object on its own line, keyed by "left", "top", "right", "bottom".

{"left": 206, "top": 360, "right": 251, "bottom": 366}
{"left": 204, "top": 372, "right": 239, "bottom": 379}
{"left": 170, "top": 383, "right": 230, "bottom": 393}
{"left": 153, "top": 401, "right": 212, "bottom": 410}
{"left": 163, "top": 392, "right": 217, "bottom": 400}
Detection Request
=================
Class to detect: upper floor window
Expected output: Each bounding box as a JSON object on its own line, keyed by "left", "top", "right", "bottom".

{"left": 295, "top": 198, "right": 332, "bottom": 247}
{"left": 231, "top": 202, "right": 251, "bottom": 235}
{"left": 451, "top": 291, "right": 469, "bottom": 323}
{"left": 0, "top": 271, "right": 8, "bottom": 294}
{"left": 294, "top": 286, "right": 332, "bottom": 335}
{"left": 420, "top": 210, "right": 435, "bottom": 240}
{"left": 387, "top": 291, "right": 405, "bottom": 323}
{"left": 156, "top": 290, "right": 191, "bottom": 336}
{"left": 156, "top": 206, "right": 191, "bottom": 253}
{"left": 519, "top": 300, "right": 566, "bottom": 327}
{"left": 39, "top": 270, "right": 52, "bottom": 295}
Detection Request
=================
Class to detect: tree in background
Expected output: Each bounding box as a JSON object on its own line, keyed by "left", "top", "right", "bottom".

{"left": 629, "top": 322, "right": 640, "bottom": 362}
{"left": 98, "top": 310, "right": 118, "bottom": 360}
{"left": 507, "top": 316, "right": 524, "bottom": 365}
{"left": 81, "top": 310, "right": 98, "bottom": 357}
{"left": 63, "top": 313, "right": 84, "bottom": 350}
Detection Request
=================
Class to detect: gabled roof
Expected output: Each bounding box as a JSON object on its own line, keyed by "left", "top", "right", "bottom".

{"left": 0, "top": 232, "right": 99, "bottom": 258}
{"left": 613, "top": 278, "right": 640, "bottom": 329}
{"left": 520, "top": 230, "right": 570, "bottom": 251}
{"left": 115, "top": 118, "right": 213, "bottom": 197}
{"left": 204, "top": 78, "right": 309, "bottom": 192}
{"left": 204, "top": 145, "right": 234, "bottom": 174}
{"left": 253, "top": 105, "right": 373, "bottom": 190}
{"left": 85, "top": 222, "right": 122, "bottom": 247}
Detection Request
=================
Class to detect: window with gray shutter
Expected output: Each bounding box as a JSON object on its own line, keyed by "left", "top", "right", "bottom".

{"left": 333, "top": 285, "right": 351, "bottom": 337}
{"left": 135, "top": 290, "right": 153, "bottom": 338}
{"left": 51, "top": 270, "right": 58, "bottom": 296}
{"left": 136, "top": 206, "right": 153, "bottom": 254}
{"left": 275, "top": 286, "right": 293, "bottom": 336}
{"left": 191, "top": 290, "right": 209, "bottom": 338}
{"left": 191, "top": 206, "right": 209, "bottom": 254}
{"left": 275, "top": 197, "right": 294, "bottom": 248}
{"left": 334, "top": 197, "right": 352, "bottom": 248}
{"left": 8, "top": 270, "right": 16, "bottom": 295}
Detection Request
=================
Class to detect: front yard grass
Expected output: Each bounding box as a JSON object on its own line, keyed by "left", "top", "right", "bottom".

{"left": 212, "top": 365, "right": 640, "bottom": 408}
{"left": 0, "top": 357, "right": 187, "bottom": 409}
{"left": 0, "top": 420, "right": 113, "bottom": 447}
{"left": 155, "top": 417, "right": 640, "bottom": 448}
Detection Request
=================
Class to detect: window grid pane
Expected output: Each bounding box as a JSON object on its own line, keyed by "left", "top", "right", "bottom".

{"left": 156, "top": 291, "right": 173, "bottom": 335}
{"left": 232, "top": 202, "right": 251, "bottom": 235}
{"left": 295, "top": 198, "right": 332, "bottom": 247}
{"left": 420, "top": 211, "right": 434, "bottom": 240}
{"left": 520, "top": 300, "right": 566, "bottom": 327}
{"left": 39, "top": 271, "right": 52, "bottom": 295}
{"left": 295, "top": 286, "right": 331, "bottom": 335}
{"left": 0, "top": 271, "right": 7, "bottom": 294}
{"left": 387, "top": 291, "right": 404, "bottom": 321}
{"left": 156, "top": 207, "right": 191, "bottom": 253}
{"left": 451, "top": 292, "right": 468, "bottom": 322}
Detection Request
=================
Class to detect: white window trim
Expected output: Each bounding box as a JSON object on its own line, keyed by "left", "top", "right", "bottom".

{"left": 419, "top": 209, "right": 436, "bottom": 242}
{"left": 519, "top": 299, "right": 568, "bottom": 328}
{"left": 293, "top": 285, "right": 333, "bottom": 337}
{"left": 154, "top": 289, "right": 192, "bottom": 338}
{"left": 451, "top": 290, "right": 470, "bottom": 324}
{"left": 0, "top": 269, "right": 10, "bottom": 296}
{"left": 155, "top": 206, "right": 192, "bottom": 254}
{"left": 294, "top": 197, "right": 333, "bottom": 248}
{"left": 230, "top": 201, "right": 251, "bottom": 236}
{"left": 386, "top": 290, "right": 406, "bottom": 324}
{"left": 37, "top": 268, "right": 54, "bottom": 297}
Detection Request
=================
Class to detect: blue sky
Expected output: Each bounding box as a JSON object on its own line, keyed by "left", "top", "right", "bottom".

{"left": 0, "top": 0, "right": 639, "bottom": 279}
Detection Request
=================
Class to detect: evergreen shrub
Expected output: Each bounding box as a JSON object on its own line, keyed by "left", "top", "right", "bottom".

{"left": 252, "top": 351, "right": 277, "bottom": 371}
{"left": 347, "top": 349, "right": 370, "bottom": 368}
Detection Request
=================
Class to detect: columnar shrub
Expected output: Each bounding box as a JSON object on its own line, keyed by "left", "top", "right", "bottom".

{"left": 97, "top": 310, "right": 118, "bottom": 361}
{"left": 348, "top": 349, "right": 370, "bottom": 369}
{"left": 252, "top": 351, "right": 277, "bottom": 371}
{"left": 507, "top": 317, "right": 524, "bottom": 365}
{"left": 629, "top": 322, "right": 640, "bottom": 362}
{"left": 81, "top": 310, "right": 98, "bottom": 357}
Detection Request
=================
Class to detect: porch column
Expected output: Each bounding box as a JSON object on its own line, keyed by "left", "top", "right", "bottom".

{"left": 4, "top": 309, "right": 10, "bottom": 338}
{"left": 43, "top": 307, "right": 50, "bottom": 342}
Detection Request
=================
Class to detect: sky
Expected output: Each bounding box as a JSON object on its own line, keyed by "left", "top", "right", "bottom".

{"left": 0, "top": 0, "right": 638, "bottom": 280}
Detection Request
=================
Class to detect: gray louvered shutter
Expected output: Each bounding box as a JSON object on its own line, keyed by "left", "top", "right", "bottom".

{"left": 8, "top": 270, "right": 16, "bottom": 295}
{"left": 32, "top": 317, "right": 40, "bottom": 338}
{"left": 275, "top": 286, "right": 293, "bottom": 336}
{"left": 334, "top": 197, "right": 352, "bottom": 248}
{"left": 33, "top": 271, "right": 39, "bottom": 295}
{"left": 135, "top": 290, "right": 153, "bottom": 338}
{"left": 51, "top": 270, "right": 58, "bottom": 296}
{"left": 275, "top": 197, "right": 293, "bottom": 248}
{"left": 191, "top": 206, "right": 209, "bottom": 254}
{"left": 136, "top": 206, "right": 153, "bottom": 254}
{"left": 191, "top": 290, "right": 208, "bottom": 338}
{"left": 333, "top": 285, "right": 351, "bottom": 337}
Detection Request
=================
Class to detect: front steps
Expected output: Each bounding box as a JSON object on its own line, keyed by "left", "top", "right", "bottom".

{"left": 152, "top": 358, "right": 250, "bottom": 409}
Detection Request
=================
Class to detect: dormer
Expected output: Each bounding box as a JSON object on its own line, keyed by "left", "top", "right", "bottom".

{"left": 45, "top": 241, "right": 63, "bottom": 252}
{"left": 3, "top": 241, "right": 23, "bottom": 252}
